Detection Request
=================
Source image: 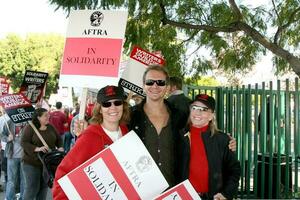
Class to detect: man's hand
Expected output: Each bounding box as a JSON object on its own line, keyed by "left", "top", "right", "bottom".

{"left": 228, "top": 134, "right": 236, "bottom": 152}
{"left": 214, "top": 193, "right": 226, "bottom": 200}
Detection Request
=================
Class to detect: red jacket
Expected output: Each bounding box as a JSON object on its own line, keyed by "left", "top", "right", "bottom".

{"left": 52, "top": 123, "right": 128, "bottom": 200}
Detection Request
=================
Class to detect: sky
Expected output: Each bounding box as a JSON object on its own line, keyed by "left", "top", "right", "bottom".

{"left": 0, "top": 0, "right": 289, "bottom": 85}
{"left": 0, "top": 0, "right": 68, "bottom": 38}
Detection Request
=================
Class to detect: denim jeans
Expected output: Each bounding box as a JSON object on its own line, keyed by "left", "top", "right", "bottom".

{"left": 22, "top": 162, "right": 48, "bottom": 200}
{"left": 6, "top": 158, "right": 24, "bottom": 200}
{"left": 63, "top": 131, "right": 73, "bottom": 153}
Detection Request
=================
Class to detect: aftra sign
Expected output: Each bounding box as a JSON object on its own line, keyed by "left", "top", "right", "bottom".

{"left": 58, "top": 131, "right": 168, "bottom": 200}
{"left": 154, "top": 180, "right": 201, "bottom": 200}
{"left": 59, "top": 10, "right": 128, "bottom": 89}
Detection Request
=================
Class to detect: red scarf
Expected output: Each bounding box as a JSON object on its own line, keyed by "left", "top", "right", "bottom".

{"left": 189, "top": 125, "right": 209, "bottom": 193}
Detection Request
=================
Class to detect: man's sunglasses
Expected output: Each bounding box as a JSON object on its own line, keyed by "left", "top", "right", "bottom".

{"left": 145, "top": 79, "right": 166, "bottom": 86}
{"left": 190, "top": 105, "right": 209, "bottom": 112}
{"left": 101, "top": 100, "right": 123, "bottom": 108}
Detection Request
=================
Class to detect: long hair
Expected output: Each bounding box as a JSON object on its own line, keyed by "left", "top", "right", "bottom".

{"left": 209, "top": 114, "right": 219, "bottom": 136}
{"left": 89, "top": 101, "right": 130, "bottom": 125}
{"left": 32, "top": 108, "right": 48, "bottom": 129}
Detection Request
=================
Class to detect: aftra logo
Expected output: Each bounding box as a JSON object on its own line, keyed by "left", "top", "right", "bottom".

{"left": 136, "top": 155, "right": 152, "bottom": 173}
{"left": 90, "top": 11, "right": 104, "bottom": 27}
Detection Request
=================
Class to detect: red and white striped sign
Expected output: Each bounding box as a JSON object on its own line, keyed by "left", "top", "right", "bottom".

{"left": 58, "top": 131, "right": 168, "bottom": 200}
{"left": 154, "top": 180, "right": 201, "bottom": 200}
{"left": 59, "top": 10, "right": 128, "bottom": 88}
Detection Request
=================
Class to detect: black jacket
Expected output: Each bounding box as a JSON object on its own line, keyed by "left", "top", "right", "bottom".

{"left": 178, "top": 127, "right": 241, "bottom": 199}
{"left": 128, "top": 99, "right": 187, "bottom": 186}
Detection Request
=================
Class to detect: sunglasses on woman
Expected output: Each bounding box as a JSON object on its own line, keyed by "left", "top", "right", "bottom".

{"left": 101, "top": 100, "right": 123, "bottom": 108}
{"left": 145, "top": 79, "right": 166, "bottom": 86}
{"left": 190, "top": 105, "right": 209, "bottom": 112}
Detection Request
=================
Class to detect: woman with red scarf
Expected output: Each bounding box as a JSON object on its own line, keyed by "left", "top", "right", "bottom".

{"left": 179, "top": 94, "right": 240, "bottom": 200}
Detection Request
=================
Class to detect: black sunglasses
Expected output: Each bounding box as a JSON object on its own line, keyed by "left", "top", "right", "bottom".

{"left": 190, "top": 105, "right": 209, "bottom": 112}
{"left": 101, "top": 100, "right": 123, "bottom": 108}
{"left": 145, "top": 79, "right": 166, "bottom": 86}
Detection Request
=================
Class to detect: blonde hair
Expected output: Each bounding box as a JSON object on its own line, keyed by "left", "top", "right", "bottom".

{"left": 89, "top": 101, "right": 130, "bottom": 125}
{"left": 209, "top": 115, "right": 219, "bottom": 136}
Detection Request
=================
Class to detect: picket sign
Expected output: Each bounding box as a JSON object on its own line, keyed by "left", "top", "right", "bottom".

{"left": 58, "top": 131, "right": 169, "bottom": 200}
{"left": 153, "top": 180, "right": 201, "bottom": 200}
{"left": 78, "top": 88, "right": 88, "bottom": 121}
{"left": 28, "top": 121, "right": 49, "bottom": 149}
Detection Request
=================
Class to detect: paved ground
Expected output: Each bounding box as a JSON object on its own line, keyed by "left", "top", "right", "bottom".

{"left": 0, "top": 183, "right": 53, "bottom": 200}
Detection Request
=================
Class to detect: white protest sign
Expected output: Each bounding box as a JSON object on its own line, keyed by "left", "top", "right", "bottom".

{"left": 59, "top": 10, "right": 128, "bottom": 88}
{"left": 153, "top": 180, "right": 201, "bottom": 200}
{"left": 120, "top": 46, "right": 165, "bottom": 96}
{"left": 58, "top": 131, "right": 169, "bottom": 200}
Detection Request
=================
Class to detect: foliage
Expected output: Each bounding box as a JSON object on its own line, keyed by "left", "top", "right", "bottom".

{"left": 0, "top": 34, "right": 64, "bottom": 97}
{"left": 185, "top": 75, "right": 220, "bottom": 86}
{"left": 49, "top": 0, "right": 300, "bottom": 77}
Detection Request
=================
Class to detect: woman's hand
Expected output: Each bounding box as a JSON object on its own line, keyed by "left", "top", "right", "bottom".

{"left": 35, "top": 146, "right": 49, "bottom": 153}
{"left": 57, "top": 147, "right": 64, "bottom": 152}
{"left": 213, "top": 193, "right": 226, "bottom": 200}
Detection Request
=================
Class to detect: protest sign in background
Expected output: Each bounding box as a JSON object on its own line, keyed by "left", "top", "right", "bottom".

{"left": 58, "top": 131, "right": 168, "bottom": 200}
{"left": 0, "top": 77, "right": 10, "bottom": 95}
{"left": 154, "top": 180, "right": 201, "bottom": 200}
{"left": 59, "top": 10, "right": 128, "bottom": 89}
{"left": 19, "top": 70, "right": 48, "bottom": 104}
{"left": 0, "top": 93, "right": 34, "bottom": 123}
{"left": 120, "top": 46, "right": 165, "bottom": 96}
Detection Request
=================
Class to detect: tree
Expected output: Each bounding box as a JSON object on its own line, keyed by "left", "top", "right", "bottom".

{"left": 0, "top": 34, "right": 64, "bottom": 97}
{"left": 49, "top": 0, "right": 300, "bottom": 77}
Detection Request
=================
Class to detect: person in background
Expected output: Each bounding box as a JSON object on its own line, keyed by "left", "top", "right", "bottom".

{"left": 72, "top": 103, "right": 80, "bottom": 117}
{"left": 53, "top": 85, "right": 130, "bottom": 200}
{"left": 131, "top": 94, "right": 144, "bottom": 105}
{"left": 2, "top": 120, "right": 27, "bottom": 200}
{"left": 167, "top": 76, "right": 192, "bottom": 120}
{"left": 0, "top": 106, "right": 10, "bottom": 191}
{"left": 21, "top": 108, "right": 63, "bottom": 200}
{"left": 49, "top": 102, "right": 67, "bottom": 145}
{"left": 62, "top": 108, "right": 73, "bottom": 153}
{"left": 179, "top": 94, "right": 240, "bottom": 200}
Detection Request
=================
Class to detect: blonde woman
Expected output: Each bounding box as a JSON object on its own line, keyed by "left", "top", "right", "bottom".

{"left": 179, "top": 94, "right": 240, "bottom": 200}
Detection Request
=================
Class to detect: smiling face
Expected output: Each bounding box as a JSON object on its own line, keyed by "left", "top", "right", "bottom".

{"left": 143, "top": 70, "right": 169, "bottom": 101}
{"left": 190, "top": 101, "right": 214, "bottom": 128}
{"left": 100, "top": 99, "right": 123, "bottom": 124}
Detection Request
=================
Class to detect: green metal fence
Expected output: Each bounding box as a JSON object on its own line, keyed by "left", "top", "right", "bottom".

{"left": 185, "top": 78, "right": 300, "bottom": 199}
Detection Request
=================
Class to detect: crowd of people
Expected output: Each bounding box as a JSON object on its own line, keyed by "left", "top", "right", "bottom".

{"left": 0, "top": 65, "right": 240, "bottom": 200}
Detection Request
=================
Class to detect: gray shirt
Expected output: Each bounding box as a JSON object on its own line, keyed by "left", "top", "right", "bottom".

{"left": 2, "top": 120, "right": 27, "bottom": 158}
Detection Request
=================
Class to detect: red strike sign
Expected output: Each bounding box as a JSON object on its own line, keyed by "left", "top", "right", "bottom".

{"left": 130, "top": 46, "right": 165, "bottom": 66}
